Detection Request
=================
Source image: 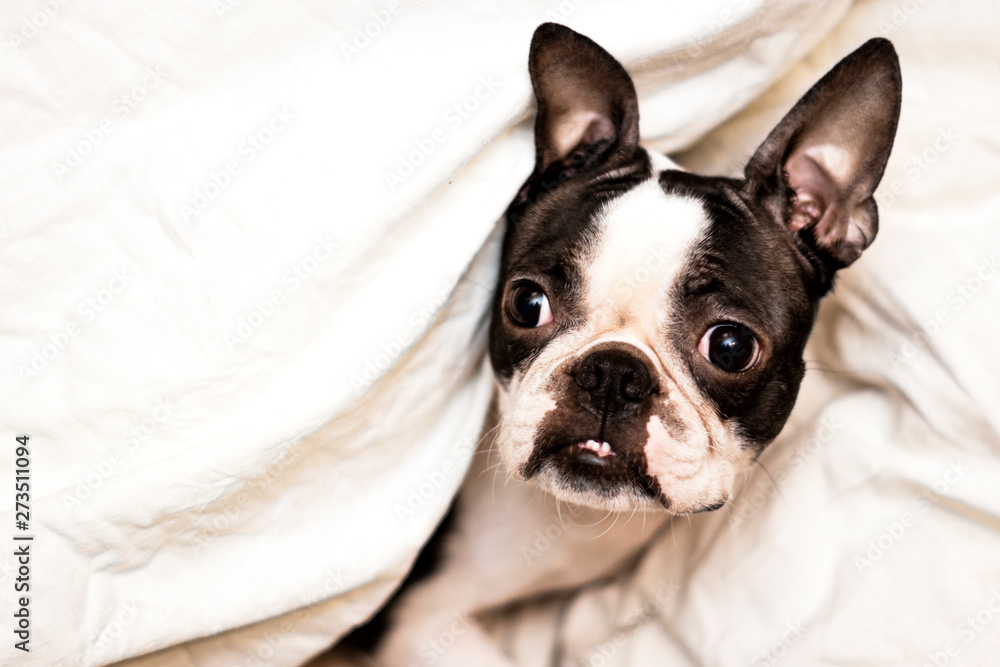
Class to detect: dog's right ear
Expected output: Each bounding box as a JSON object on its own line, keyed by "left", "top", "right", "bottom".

{"left": 742, "top": 38, "right": 902, "bottom": 281}
{"left": 527, "top": 23, "right": 640, "bottom": 182}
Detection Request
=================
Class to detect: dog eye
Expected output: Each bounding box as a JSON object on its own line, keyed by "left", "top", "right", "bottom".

{"left": 698, "top": 323, "right": 759, "bottom": 372}
{"left": 508, "top": 281, "right": 552, "bottom": 328}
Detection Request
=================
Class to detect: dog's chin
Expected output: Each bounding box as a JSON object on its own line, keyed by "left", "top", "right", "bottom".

{"left": 533, "top": 475, "right": 667, "bottom": 513}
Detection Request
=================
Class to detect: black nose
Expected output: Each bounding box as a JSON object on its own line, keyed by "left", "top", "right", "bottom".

{"left": 574, "top": 348, "right": 654, "bottom": 418}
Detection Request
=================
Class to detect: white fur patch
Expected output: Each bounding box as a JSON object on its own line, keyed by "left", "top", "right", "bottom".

{"left": 585, "top": 179, "right": 709, "bottom": 333}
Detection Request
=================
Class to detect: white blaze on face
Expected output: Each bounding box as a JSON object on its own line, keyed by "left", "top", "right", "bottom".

{"left": 585, "top": 179, "right": 709, "bottom": 333}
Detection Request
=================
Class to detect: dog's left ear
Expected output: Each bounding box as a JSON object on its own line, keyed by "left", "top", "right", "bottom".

{"left": 527, "top": 23, "right": 640, "bottom": 181}
{"left": 743, "top": 38, "right": 902, "bottom": 277}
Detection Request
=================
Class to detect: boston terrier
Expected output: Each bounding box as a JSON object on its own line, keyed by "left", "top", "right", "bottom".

{"left": 362, "top": 23, "right": 901, "bottom": 667}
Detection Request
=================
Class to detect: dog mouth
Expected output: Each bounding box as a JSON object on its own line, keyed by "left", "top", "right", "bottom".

{"left": 573, "top": 439, "right": 616, "bottom": 462}
{"left": 524, "top": 436, "right": 666, "bottom": 507}
{"left": 532, "top": 435, "right": 642, "bottom": 476}
{"left": 549, "top": 438, "right": 631, "bottom": 477}
{"left": 536, "top": 437, "right": 622, "bottom": 470}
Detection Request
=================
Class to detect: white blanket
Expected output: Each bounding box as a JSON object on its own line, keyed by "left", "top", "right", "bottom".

{"left": 1, "top": 0, "right": 998, "bottom": 665}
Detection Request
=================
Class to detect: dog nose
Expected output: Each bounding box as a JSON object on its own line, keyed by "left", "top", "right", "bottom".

{"left": 575, "top": 348, "right": 654, "bottom": 417}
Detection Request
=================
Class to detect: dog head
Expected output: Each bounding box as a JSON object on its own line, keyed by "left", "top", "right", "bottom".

{"left": 488, "top": 24, "right": 901, "bottom": 513}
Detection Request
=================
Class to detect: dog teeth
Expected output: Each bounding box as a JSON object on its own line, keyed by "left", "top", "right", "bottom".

{"left": 578, "top": 439, "right": 614, "bottom": 457}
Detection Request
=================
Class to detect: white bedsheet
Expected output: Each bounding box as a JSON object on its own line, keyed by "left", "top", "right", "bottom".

{"left": 1, "top": 0, "right": 997, "bottom": 665}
